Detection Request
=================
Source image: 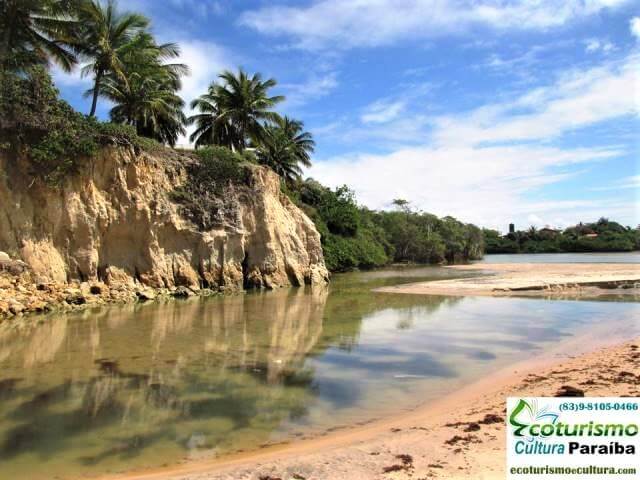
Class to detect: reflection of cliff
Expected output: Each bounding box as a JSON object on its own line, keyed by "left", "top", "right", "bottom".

{"left": 143, "top": 286, "right": 329, "bottom": 384}
{"left": 0, "top": 315, "right": 69, "bottom": 368}
{"left": 0, "top": 288, "right": 334, "bottom": 478}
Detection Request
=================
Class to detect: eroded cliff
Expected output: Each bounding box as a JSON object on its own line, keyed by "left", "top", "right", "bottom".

{"left": 0, "top": 146, "right": 328, "bottom": 292}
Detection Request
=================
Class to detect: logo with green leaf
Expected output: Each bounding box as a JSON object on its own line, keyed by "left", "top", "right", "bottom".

{"left": 509, "top": 399, "right": 559, "bottom": 439}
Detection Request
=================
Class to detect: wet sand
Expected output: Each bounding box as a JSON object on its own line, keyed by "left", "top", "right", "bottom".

{"left": 106, "top": 329, "right": 640, "bottom": 480}
{"left": 376, "top": 263, "right": 640, "bottom": 297}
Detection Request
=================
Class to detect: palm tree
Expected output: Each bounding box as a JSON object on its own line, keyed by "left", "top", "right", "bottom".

{"left": 101, "top": 69, "right": 187, "bottom": 145}
{"left": 187, "top": 68, "right": 284, "bottom": 150}
{"left": 97, "top": 32, "right": 189, "bottom": 145}
{"left": 255, "top": 116, "right": 315, "bottom": 183}
{"left": 275, "top": 116, "right": 314, "bottom": 167}
{"left": 187, "top": 86, "right": 241, "bottom": 150}
{"left": 0, "top": 0, "right": 79, "bottom": 74}
{"left": 76, "top": 0, "right": 149, "bottom": 116}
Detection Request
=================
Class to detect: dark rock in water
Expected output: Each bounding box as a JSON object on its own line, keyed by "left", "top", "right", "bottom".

{"left": 555, "top": 385, "right": 585, "bottom": 397}
{"left": 172, "top": 286, "right": 192, "bottom": 298}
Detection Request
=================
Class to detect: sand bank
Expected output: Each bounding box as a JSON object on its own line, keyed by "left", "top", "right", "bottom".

{"left": 376, "top": 262, "right": 640, "bottom": 298}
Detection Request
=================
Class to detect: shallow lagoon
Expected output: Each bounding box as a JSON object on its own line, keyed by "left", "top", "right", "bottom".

{"left": 0, "top": 256, "right": 638, "bottom": 479}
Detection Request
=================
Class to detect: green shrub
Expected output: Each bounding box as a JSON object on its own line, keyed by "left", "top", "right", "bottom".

{"left": 1, "top": 68, "right": 159, "bottom": 186}
{"left": 170, "top": 146, "right": 249, "bottom": 230}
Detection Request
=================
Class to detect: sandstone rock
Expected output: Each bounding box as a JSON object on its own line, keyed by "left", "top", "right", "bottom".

{"left": 0, "top": 147, "right": 327, "bottom": 292}
{"left": 0, "top": 252, "right": 9, "bottom": 261}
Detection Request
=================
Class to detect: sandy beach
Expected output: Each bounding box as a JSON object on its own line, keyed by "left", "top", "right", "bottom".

{"left": 376, "top": 263, "right": 640, "bottom": 298}
{"left": 107, "top": 331, "right": 640, "bottom": 480}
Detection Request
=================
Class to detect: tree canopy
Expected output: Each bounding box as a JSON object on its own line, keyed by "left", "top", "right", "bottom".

{"left": 0, "top": 0, "right": 79, "bottom": 73}
{"left": 188, "top": 69, "right": 284, "bottom": 151}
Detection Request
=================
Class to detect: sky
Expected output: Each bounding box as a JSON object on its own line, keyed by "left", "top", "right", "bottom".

{"left": 54, "top": 0, "right": 640, "bottom": 232}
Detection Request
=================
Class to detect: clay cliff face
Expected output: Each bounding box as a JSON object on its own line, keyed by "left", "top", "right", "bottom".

{"left": 0, "top": 147, "right": 328, "bottom": 290}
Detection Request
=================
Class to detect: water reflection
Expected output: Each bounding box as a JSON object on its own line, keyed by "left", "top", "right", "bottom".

{"left": 0, "top": 266, "right": 637, "bottom": 479}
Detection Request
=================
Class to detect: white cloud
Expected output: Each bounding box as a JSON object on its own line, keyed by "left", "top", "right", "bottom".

{"left": 432, "top": 55, "right": 638, "bottom": 147}
{"left": 168, "top": 0, "right": 225, "bottom": 17}
{"left": 307, "top": 54, "right": 640, "bottom": 229}
{"left": 584, "top": 38, "right": 616, "bottom": 53}
{"left": 309, "top": 144, "right": 625, "bottom": 230}
{"left": 316, "top": 81, "right": 434, "bottom": 145}
{"left": 176, "top": 40, "right": 229, "bottom": 106}
{"left": 173, "top": 40, "right": 231, "bottom": 146}
{"left": 592, "top": 175, "right": 640, "bottom": 190}
{"left": 361, "top": 100, "right": 406, "bottom": 124}
{"left": 631, "top": 16, "right": 640, "bottom": 39}
{"left": 280, "top": 72, "right": 339, "bottom": 108}
{"left": 240, "top": 0, "right": 632, "bottom": 50}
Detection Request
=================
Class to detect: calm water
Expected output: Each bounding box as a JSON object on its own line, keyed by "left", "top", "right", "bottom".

{"left": 0, "top": 256, "right": 638, "bottom": 479}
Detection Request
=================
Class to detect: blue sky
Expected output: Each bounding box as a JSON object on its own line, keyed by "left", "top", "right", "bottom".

{"left": 54, "top": 0, "right": 640, "bottom": 231}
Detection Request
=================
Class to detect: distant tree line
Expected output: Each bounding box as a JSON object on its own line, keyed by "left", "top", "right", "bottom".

{"left": 483, "top": 218, "right": 640, "bottom": 254}
{"left": 288, "top": 182, "right": 484, "bottom": 271}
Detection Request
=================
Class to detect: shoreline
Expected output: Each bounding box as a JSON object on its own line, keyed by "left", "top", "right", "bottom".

{"left": 3, "top": 261, "right": 638, "bottom": 319}
{"left": 101, "top": 328, "right": 640, "bottom": 480}
{"left": 376, "top": 262, "right": 640, "bottom": 298}
{"left": 0, "top": 269, "right": 233, "bottom": 319}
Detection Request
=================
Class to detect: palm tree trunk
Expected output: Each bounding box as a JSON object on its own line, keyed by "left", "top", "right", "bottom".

{"left": 89, "top": 69, "right": 103, "bottom": 117}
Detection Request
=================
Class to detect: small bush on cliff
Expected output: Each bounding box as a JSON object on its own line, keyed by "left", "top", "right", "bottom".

{"left": 170, "top": 146, "right": 251, "bottom": 230}
{"left": 0, "top": 68, "right": 159, "bottom": 185}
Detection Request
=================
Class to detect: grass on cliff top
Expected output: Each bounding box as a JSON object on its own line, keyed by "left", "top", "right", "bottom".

{"left": 170, "top": 146, "right": 257, "bottom": 231}
{"left": 0, "top": 68, "right": 162, "bottom": 186}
